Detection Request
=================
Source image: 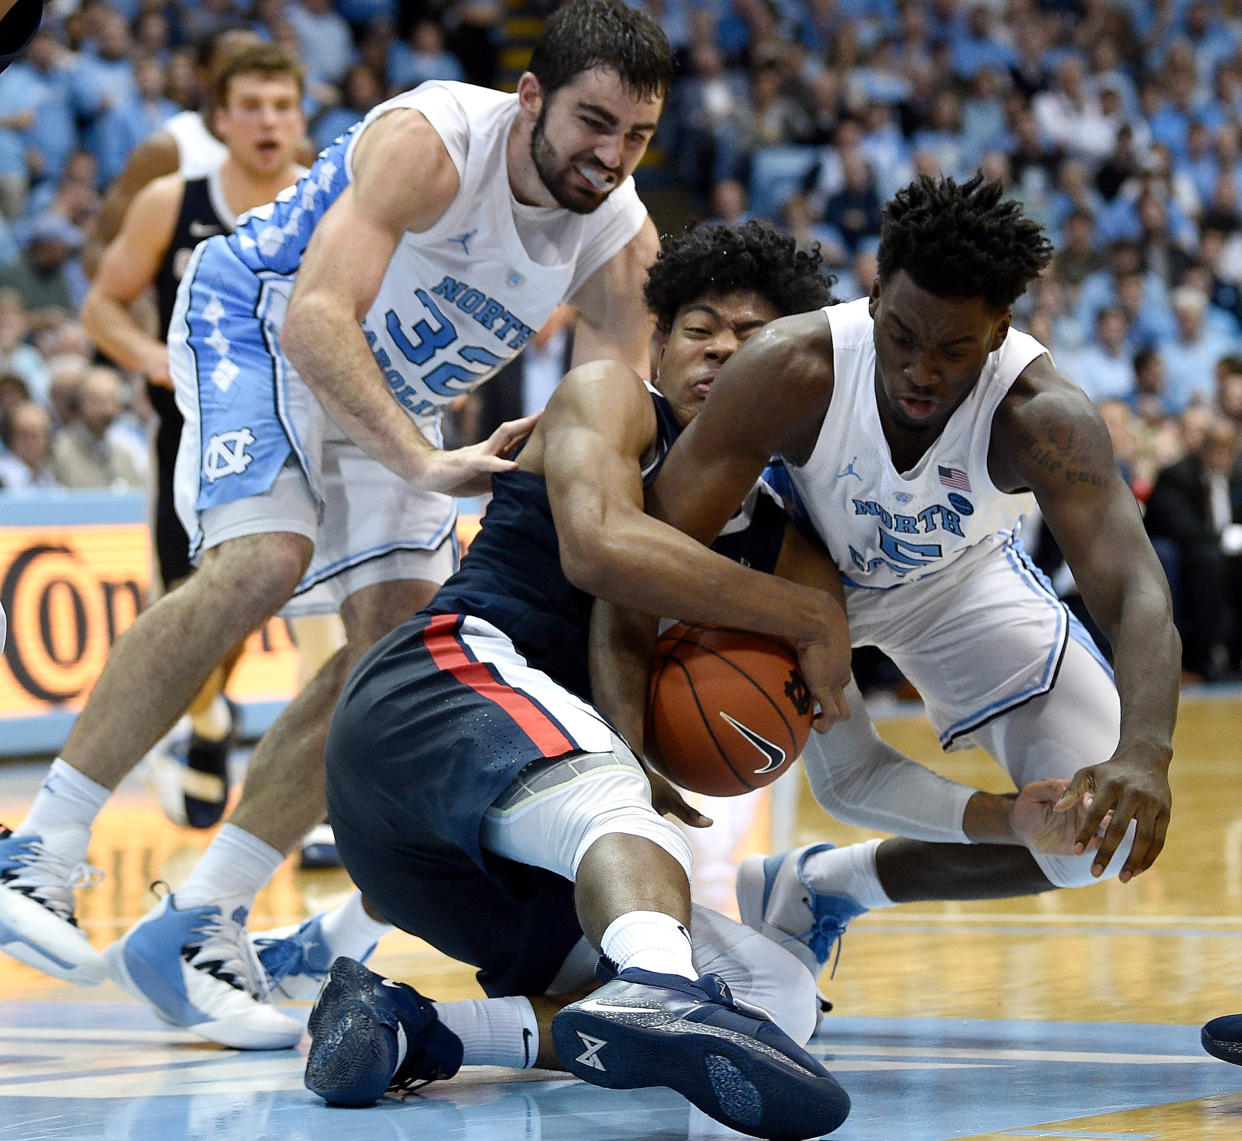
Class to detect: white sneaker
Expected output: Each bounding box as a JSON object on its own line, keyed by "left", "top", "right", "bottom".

{"left": 0, "top": 824, "right": 106, "bottom": 984}
{"left": 104, "top": 893, "right": 304, "bottom": 1049}
{"left": 736, "top": 843, "right": 868, "bottom": 978}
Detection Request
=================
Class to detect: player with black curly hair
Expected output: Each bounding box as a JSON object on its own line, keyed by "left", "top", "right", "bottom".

{"left": 650, "top": 175, "right": 1180, "bottom": 1007}
{"left": 299, "top": 219, "right": 852, "bottom": 1138}
{"left": 644, "top": 218, "right": 834, "bottom": 335}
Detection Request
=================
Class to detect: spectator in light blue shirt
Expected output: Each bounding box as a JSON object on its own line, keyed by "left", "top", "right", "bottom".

{"left": 0, "top": 64, "right": 34, "bottom": 219}
{"left": 1059, "top": 307, "right": 1139, "bottom": 404}
{"left": 95, "top": 55, "right": 178, "bottom": 185}
{"left": 948, "top": 4, "right": 1019, "bottom": 82}
{"left": 1158, "top": 286, "right": 1242, "bottom": 413}
{"left": 0, "top": 29, "right": 75, "bottom": 196}
{"left": 287, "top": 0, "right": 356, "bottom": 86}
{"left": 66, "top": 8, "right": 137, "bottom": 170}
{"left": 388, "top": 19, "right": 466, "bottom": 93}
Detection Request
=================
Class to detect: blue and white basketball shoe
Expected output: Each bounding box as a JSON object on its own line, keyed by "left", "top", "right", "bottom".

{"left": 0, "top": 824, "right": 106, "bottom": 984}
{"left": 736, "top": 844, "right": 868, "bottom": 978}
{"left": 304, "top": 956, "right": 463, "bottom": 1106}
{"left": 253, "top": 913, "right": 377, "bottom": 1001}
{"left": 104, "top": 892, "right": 304, "bottom": 1049}
{"left": 551, "top": 966, "right": 851, "bottom": 1139}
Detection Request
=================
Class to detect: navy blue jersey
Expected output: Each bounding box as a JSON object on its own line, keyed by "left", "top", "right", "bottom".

{"left": 426, "top": 389, "right": 785, "bottom": 701}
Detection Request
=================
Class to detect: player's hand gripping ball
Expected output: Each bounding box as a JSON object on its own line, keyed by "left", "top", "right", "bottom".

{"left": 644, "top": 623, "right": 815, "bottom": 797}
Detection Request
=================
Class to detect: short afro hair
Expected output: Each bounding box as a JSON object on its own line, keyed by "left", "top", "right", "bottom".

{"left": 644, "top": 219, "right": 836, "bottom": 336}
{"left": 877, "top": 174, "right": 1054, "bottom": 310}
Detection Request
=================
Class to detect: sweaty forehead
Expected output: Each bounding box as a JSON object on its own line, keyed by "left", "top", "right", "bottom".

{"left": 879, "top": 272, "right": 1001, "bottom": 341}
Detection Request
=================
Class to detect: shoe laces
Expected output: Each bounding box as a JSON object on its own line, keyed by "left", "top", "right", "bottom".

{"left": 788, "top": 897, "right": 853, "bottom": 979}
{"left": 3, "top": 834, "right": 103, "bottom": 924}
{"left": 185, "top": 904, "right": 272, "bottom": 1001}
{"left": 253, "top": 924, "right": 317, "bottom": 986}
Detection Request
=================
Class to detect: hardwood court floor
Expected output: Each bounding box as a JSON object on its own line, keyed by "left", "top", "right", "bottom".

{"left": 1, "top": 689, "right": 1241, "bottom": 1139}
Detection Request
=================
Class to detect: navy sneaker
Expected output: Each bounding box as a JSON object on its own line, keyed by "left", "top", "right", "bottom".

{"left": 1202, "top": 1014, "right": 1242, "bottom": 1064}
{"left": 304, "top": 956, "right": 463, "bottom": 1107}
{"left": 551, "top": 966, "right": 850, "bottom": 1139}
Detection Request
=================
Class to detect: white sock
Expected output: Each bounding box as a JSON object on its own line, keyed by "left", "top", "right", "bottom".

{"left": 802, "top": 839, "right": 894, "bottom": 911}
{"left": 189, "top": 694, "right": 232, "bottom": 742}
{"left": 172, "top": 823, "right": 283, "bottom": 915}
{"left": 318, "top": 891, "right": 391, "bottom": 956}
{"left": 16, "top": 759, "right": 110, "bottom": 836}
{"left": 434, "top": 995, "right": 539, "bottom": 1069}
{"left": 600, "top": 910, "right": 695, "bottom": 979}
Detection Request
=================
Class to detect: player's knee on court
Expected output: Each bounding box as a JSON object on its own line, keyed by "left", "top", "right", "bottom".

{"left": 1031, "top": 819, "right": 1137, "bottom": 888}
{"left": 572, "top": 783, "right": 695, "bottom": 881}
{"left": 482, "top": 744, "right": 694, "bottom": 883}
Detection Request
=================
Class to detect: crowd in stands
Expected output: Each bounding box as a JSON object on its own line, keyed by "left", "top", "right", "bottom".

{"left": 0, "top": 0, "right": 1240, "bottom": 682}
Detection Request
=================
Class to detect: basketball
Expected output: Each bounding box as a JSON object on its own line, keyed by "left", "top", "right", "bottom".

{"left": 644, "top": 622, "right": 815, "bottom": 797}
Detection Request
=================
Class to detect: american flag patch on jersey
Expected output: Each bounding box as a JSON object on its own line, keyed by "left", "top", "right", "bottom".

{"left": 938, "top": 465, "right": 972, "bottom": 492}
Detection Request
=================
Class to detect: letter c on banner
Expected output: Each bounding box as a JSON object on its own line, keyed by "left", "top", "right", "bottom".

{"left": 1, "top": 543, "right": 107, "bottom": 703}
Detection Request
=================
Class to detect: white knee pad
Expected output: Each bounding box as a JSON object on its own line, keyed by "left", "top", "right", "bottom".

{"left": 1030, "top": 818, "right": 1136, "bottom": 887}
{"left": 689, "top": 904, "right": 819, "bottom": 1046}
{"left": 482, "top": 744, "right": 694, "bottom": 883}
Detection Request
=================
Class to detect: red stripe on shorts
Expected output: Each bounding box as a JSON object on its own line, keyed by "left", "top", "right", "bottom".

{"left": 422, "top": 613, "right": 575, "bottom": 756}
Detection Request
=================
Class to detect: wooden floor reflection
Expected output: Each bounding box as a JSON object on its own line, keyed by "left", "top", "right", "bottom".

{"left": 1, "top": 688, "right": 1241, "bottom": 1139}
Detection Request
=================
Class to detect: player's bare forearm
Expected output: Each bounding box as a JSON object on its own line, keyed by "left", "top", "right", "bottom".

{"left": 961, "top": 790, "right": 1019, "bottom": 844}
{"left": 81, "top": 289, "right": 168, "bottom": 381}
{"left": 281, "top": 291, "right": 436, "bottom": 485}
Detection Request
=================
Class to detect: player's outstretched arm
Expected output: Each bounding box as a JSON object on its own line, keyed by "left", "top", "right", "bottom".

{"left": 648, "top": 314, "right": 848, "bottom": 726}
{"left": 993, "top": 358, "right": 1178, "bottom": 882}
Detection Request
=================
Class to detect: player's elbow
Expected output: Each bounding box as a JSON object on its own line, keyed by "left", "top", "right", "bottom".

{"left": 559, "top": 526, "right": 629, "bottom": 600}
{"left": 280, "top": 293, "right": 328, "bottom": 377}
{"left": 79, "top": 290, "right": 105, "bottom": 342}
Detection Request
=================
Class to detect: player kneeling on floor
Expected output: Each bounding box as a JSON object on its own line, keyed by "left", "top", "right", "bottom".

{"left": 304, "top": 218, "right": 853, "bottom": 1138}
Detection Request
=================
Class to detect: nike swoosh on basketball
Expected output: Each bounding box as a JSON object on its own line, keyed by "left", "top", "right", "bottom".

{"left": 189, "top": 221, "right": 221, "bottom": 238}
{"left": 719, "top": 711, "right": 786, "bottom": 773}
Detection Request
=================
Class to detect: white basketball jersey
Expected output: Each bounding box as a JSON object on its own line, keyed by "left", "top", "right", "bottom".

{"left": 790, "top": 297, "right": 1048, "bottom": 590}
{"left": 229, "top": 81, "right": 649, "bottom": 423}
{"left": 166, "top": 110, "right": 228, "bottom": 180}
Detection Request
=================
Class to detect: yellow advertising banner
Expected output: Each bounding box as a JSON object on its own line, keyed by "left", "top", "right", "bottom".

{"left": 0, "top": 514, "right": 484, "bottom": 724}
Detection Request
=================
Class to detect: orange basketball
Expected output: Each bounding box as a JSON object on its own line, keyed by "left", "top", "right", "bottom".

{"left": 644, "top": 622, "right": 815, "bottom": 797}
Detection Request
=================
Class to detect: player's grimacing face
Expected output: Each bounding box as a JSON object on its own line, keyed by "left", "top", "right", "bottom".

{"left": 656, "top": 290, "right": 782, "bottom": 429}
{"left": 868, "top": 270, "right": 1010, "bottom": 435}
{"left": 214, "top": 74, "right": 306, "bottom": 176}
{"left": 530, "top": 67, "right": 662, "bottom": 214}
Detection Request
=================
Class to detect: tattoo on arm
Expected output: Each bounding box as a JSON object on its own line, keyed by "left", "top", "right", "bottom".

{"left": 1014, "top": 420, "right": 1106, "bottom": 488}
